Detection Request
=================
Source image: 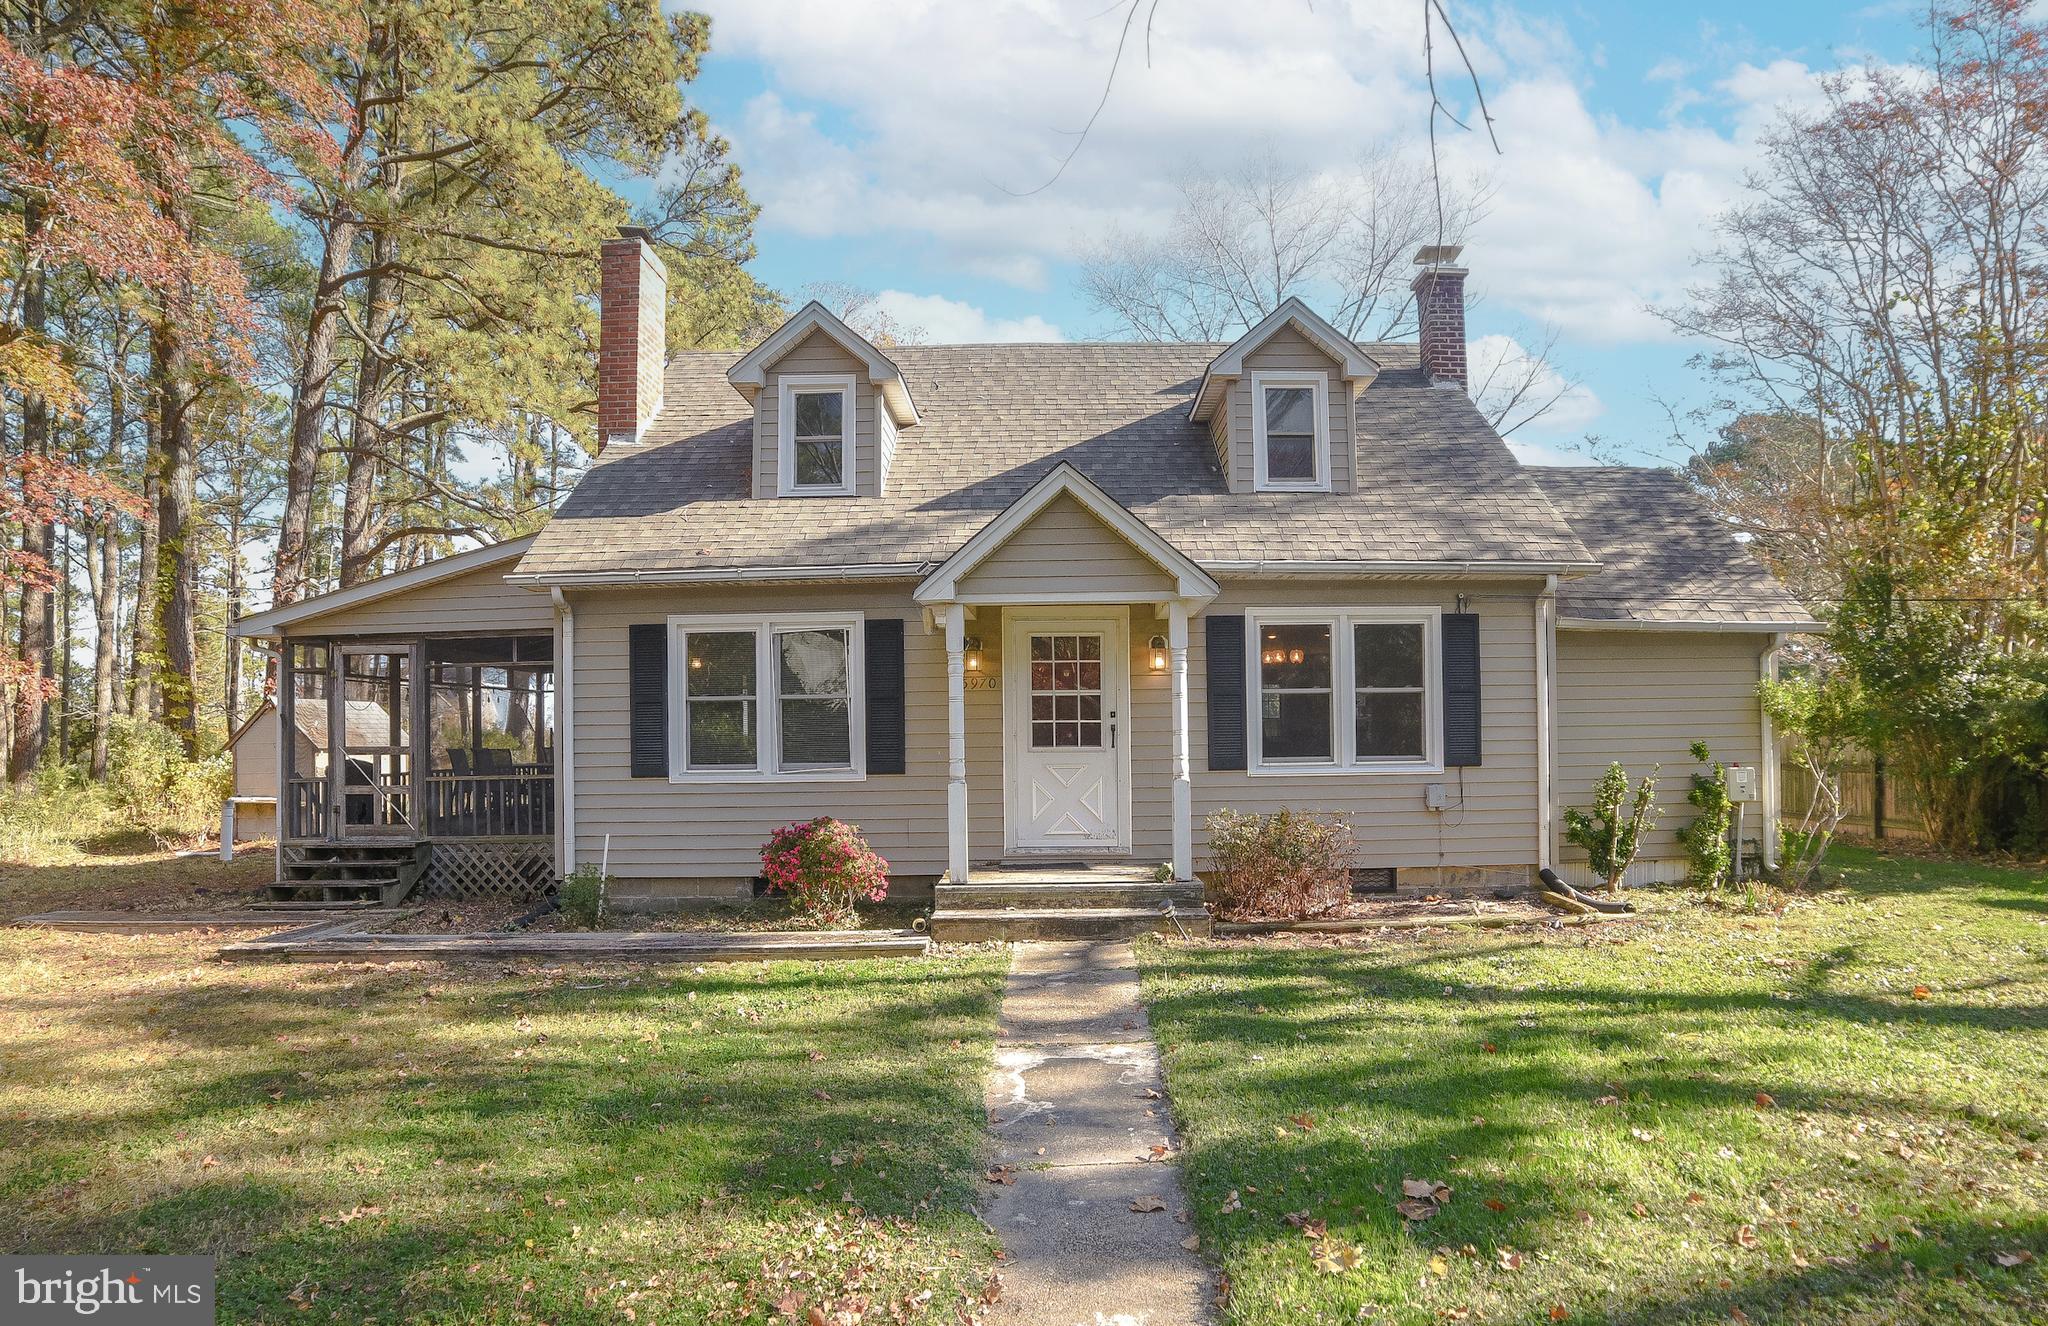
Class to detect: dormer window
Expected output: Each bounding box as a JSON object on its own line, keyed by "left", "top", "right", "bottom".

{"left": 1252, "top": 370, "right": 1329, "bottom": 491}
{"left": 779, "top": 375, "right": 855, "bottom": 496}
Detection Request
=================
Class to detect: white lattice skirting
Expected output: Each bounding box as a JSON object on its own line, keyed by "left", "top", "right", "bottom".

{"left": 424, "top": 841, "right": 557, "bottom": 899}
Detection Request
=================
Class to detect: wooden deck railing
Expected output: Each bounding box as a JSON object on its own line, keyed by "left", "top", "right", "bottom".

{"left": 285, "top": 778, "right": 329, "bottom": 840}
{"left": 423, "top": 774, "right": 555, "bottom": 839}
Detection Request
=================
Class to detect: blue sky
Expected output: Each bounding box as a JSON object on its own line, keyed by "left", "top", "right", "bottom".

{"left": 673, "top": 1, "right": 1925, "bottom": 465}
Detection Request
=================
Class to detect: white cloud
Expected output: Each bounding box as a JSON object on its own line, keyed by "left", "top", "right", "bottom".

{"left": 873, "top": 290, "right": 1064, "bottom": 343}
{"left": 701, "top": 1, "right": 1877, "bottom": 347}
{"left": 1468, "top": 333, "right": 1605, "bottom": 440}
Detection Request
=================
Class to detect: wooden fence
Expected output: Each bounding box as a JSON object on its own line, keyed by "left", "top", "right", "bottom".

{"left": 1779, "top": 761, "right": 1929, "bottom": 841}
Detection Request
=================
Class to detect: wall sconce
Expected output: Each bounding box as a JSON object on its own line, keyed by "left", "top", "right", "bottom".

{"left": 963, "top": 635, "right": 983, "bottom": 672}
{"left": 1148, "top": 635, "right": 1168, "bottom": 673}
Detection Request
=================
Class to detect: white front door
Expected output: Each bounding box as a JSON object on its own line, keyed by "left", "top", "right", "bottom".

{"left": 1006, "top": 613, "right": 1127, "bottom": 853}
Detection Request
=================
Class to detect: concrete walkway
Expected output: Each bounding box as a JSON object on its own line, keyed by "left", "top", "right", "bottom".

{"left": 980, "top": 939, "right": 1214, "bottom": 1326}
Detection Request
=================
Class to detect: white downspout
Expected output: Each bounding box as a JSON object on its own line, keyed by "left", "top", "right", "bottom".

{"left": 1760, "top": 633, "right": 1781, "bottom": 871}
{"left": 1168, "top": 599, "right": 1193, "bottom": 881}
{"left": 1535, "top": 575, "right": 1557, "bottom": 871}
{"left": 944, "top": 602, "right": 970, "bottom": 884}
{"left": 552, "top": 587, "right": 576, "bottom": 876}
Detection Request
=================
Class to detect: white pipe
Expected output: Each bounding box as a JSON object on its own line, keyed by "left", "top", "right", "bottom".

{"left": 1536, "top": 575, "right": 1557, "bottom": 870}
{"left": 551, "top": 587, "right": 576, "bottom": 876}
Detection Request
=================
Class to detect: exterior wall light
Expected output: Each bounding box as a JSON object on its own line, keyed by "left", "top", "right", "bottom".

{"left": 1148, "top": 635, "right": 1168, "bottom": 673}
{"left": 963, "top": 635, "right": 983, "bottom": 672}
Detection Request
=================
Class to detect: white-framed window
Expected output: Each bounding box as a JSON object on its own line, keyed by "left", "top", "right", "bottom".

{"left": 1247, "top": 607, "right": 1440, "bottom": 773}
{"left": 669, "top": 612, "right": 865, "bottom": 781}
{"left": 1251, "top": 369, "right": 1330, "bottom": 492}
{"left": 777, "top": 374, "right": 856, "bottom": 496}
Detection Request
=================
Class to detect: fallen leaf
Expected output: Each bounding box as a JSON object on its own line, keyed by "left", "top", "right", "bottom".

{"left": 1482, "top": 1043, "right": 1497, "bottom": 1054}
{"left": 1289, "top": 1112, "right": 1316, "bottom": 1131}
{"left": 1734, "top": 1225, "right": 1760, "bottom": 1249}
{"left": 1180, "top": 1234, "right": 1200, "bottom": 1251}
{"left": 1428, "top": 1254, "right": 1449, "bottom": 1276}
{"left": 1549, "top": 1308, "right": 1569, "bottom": 1322}
{"left": 199, "top": 1155, "right": 218, "bottom": 1169}
{"left": 1395, "top": 1198, "right": 1439, "bottom": 1221}
{"left": 1220, "top": 1190, "right": 1242, "bottom": 1214}
{"left": 1484, "top": 1198, "right": 1508, "bottom": 1213}
{"left": 1130, "top": 1195, "right": 1167, "bottom": 1213}
{"left": 1497, "top": 1248, "right": 1524, "bottom": 1271}
{"left": 984, "top": 1165, "right": 1017, "bottom": 1186}
{"left": 1911, "top": 985, "right": 1931, "bottom": 999}
{"left": 1754, "top": 1092, "right": 1776, "bottom": 1109}
{"left": 1312, "top": 1242, "right": 1365, "bottom": 1274}
{"left": 1992, "top": 1250, "right": 2035, "bottom": 1268}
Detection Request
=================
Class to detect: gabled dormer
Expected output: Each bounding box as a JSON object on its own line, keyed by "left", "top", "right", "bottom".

{"left": 725, "top": 302, "right": 922, "bottom": 499}
{"left": 1187, "top": 298, "right": 1379, "bottom": 494}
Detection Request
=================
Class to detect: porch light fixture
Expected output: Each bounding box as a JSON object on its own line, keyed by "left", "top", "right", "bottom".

{"left": 963, "top": 635, "right": 983, "bottom": 672}
{"left": 1148, "top": 635, "right": 1168, "bottom": 673}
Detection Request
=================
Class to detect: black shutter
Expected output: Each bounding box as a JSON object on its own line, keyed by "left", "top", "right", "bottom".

{"left": 1442, "top": 612, "right": 1482, "bottom": 767}
{"left": 864, "top": 617, "right": 906, "bottom": 775}
{"left": 628, "top": 623, "right": 668, "bottom": 778}
{"left": 1206, "top": 614, "right": 1247, "bottom": 771}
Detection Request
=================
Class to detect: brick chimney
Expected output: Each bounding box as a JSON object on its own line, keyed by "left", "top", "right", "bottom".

{"left": 598, "top": 227, "right": 668, "bottom": 447}
{"left": 1410, "top": 244, "right": 1468, "bottom": 388}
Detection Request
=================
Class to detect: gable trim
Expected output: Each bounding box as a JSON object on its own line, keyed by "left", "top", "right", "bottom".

{"left": 913, "top": 464, "right": 1220, "bottom": 605}
{"left": 1189, "top": 297, "right": 1381, "bottom": 422}
{"left": 726, "top": 300, "right": 921, "bottom": 427}
{"left": 231, "top": 536, "right": 537, "bottom": 638}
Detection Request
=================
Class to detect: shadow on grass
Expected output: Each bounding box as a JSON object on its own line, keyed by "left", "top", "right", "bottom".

{"left": 2, "top": 953, "right": 1009, "bottom": 1323}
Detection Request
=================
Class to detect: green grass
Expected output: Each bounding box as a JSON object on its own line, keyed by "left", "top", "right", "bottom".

{"left": 1137, "top": 846, "right": 2048, "bottom": 1325}
{"left": 0, "top": 928, "right": 1006, "bottom": 1324}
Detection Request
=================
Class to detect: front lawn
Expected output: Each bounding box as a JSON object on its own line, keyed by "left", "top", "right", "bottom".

{"left": 1139, "top": 846, "right": 2048, "bottom": 1324}
{"left": 0, "top": 928, "right": 1006, "bottom": 1323}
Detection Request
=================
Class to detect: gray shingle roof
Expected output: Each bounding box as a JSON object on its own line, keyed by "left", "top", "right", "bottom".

{"left": 516, "top": 343, "right": 1599, "bottom": 579}
{"left": 1528, "top": 467, "right": 1816, "bottom": 628}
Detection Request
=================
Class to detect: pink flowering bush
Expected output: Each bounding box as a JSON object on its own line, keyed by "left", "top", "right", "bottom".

{"left": 759, "top": 817, "right": 890, "bottom": 926}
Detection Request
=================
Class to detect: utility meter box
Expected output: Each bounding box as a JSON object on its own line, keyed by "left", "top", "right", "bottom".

{"left": 1727, "top": 765, "right": 1759, "bottom": 803}
{"left": 1424, "top": 783, "right": 1450, "bottom": 810}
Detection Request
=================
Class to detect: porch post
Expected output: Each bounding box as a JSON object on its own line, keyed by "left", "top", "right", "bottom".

{"left": 1169, "top": 599, "right": 1193, "bottom": 881}
{"left": 944, "top": 602, "right": 970, "bottom": 883}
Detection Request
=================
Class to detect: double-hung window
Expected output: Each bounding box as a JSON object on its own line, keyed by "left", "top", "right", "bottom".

{"left": 778, "top": 374, "right": 855, "bottom": 495}
{"left": 1251, "top": 370, "right": 1329, "bottom": 491}
{"left": 671, "top": 613, "right": 864, "bottom": 780}
{"left": 1249, "top": 609, "right": 1440, "bottom": 772}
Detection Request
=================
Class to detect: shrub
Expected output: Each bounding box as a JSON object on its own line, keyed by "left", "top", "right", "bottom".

{"left": 1563, "top": 761, "right": 1659, "bottom": 892}
{"left": 1677, "top": 740, "right": 1735, "bottom": 889}
{"left": 759, "top": 817, "right": 889, "bottom": 926}
{"left": 557, "top": 864, "right": 610, "bottom": 929}
{"left": 1204, "top": 808, "right": 1356, "bottom": 921}
{"left": 105, "top": 718, "right": 231, "bottom": 848}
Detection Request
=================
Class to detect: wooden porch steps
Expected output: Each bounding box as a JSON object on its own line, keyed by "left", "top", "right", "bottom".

{"left": 271, "top": 841, "right": 430, "bottom": 907}
{"left": 929, "top": 863, "right": 1211, "bottom": 942}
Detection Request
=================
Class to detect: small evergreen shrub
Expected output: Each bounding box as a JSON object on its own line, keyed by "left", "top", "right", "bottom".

{"left": 1563, "top": 761, "right": 1660, "bottom": 892}
{"left": 1677, "top": 739, "right": 1735, "bottom": 889}
{"left": 759, "top": 817, "right": 889, "bottom": 926}
{"left": 1204, "top": 808, "right": 1356, "bottom": 921}
{"left": 557, "top": 864, "right": 610, "bottom": 929}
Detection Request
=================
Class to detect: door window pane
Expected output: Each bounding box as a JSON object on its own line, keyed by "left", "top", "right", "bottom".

{"left": 777, "top": 628, "right": 852, "bottom": 767}
{"left": 1029, "top": 633, "right": 1106, "bottom": 749}
{"left": 1258, "top": 623, "right": 1333, "bottom": 760}
{"left": 686, "top": 631, "right": 757, "bottom": 769}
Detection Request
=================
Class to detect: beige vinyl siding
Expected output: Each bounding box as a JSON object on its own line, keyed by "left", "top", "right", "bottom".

{"left": 1189, "top": 579, "right": 1542, "bottom": 869}
{"left": 751, "top": 328, "right": 879, "bottom": 498}
{"left": 954, "top": 493, "right": 1177, "bottom": 599}
{"left": 570, "top": 583, "right": 959, "bottom": 883}
{"left": 1553, "top": 629, "right": 1770, "bottom": 866}
{"left": 280, "top": 560, "right": 551, "bottom": 638}
{"left": 1221, "top": 326, "right": 1356, "bottom": 493}
{"left": 567, "top": 577, "right": 1548, "bottom": 886}
{"left": 231, "top": 703, "right": 279, "bottom": 797}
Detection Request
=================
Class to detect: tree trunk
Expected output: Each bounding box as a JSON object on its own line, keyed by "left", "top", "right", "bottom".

{"left": 341, "top": 207, "right": 402, "bottom": 587}
{"left": 89, "top": 521, "right": 115, "bottom": 779}
{"left": 274, "top": 213, "right": 361, "bottom": 607}
{"left": 9, "top": 198, "right": 53, "bottom": 785}
{"left": 56, "top": 521, "right": 71, "bottom": 759}
{"left": 151, "top": 313, "right": 200, "bottom": 756}
{"left": 129, "top": 435, "right": 161, "bottom": 720}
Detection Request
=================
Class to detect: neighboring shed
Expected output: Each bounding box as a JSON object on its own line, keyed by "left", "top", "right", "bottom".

{"left": 223, "top": 700, "right": 279, "bottom": 848}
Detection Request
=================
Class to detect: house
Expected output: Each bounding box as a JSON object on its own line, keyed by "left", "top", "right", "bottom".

{"left": 231, "top": 232, "right": 1813, "bottom": 930}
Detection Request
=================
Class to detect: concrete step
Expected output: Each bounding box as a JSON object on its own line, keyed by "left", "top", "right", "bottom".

{"left": 936, "top": 880, "right": 1205, "bottom": 910}
{"left": 930, "top": 906, "right": 1211, "bottom": 943}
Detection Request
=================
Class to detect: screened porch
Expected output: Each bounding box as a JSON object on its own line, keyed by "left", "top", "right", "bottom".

{"left": 281, "top": 634, "right": 557, "bottom": 843}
